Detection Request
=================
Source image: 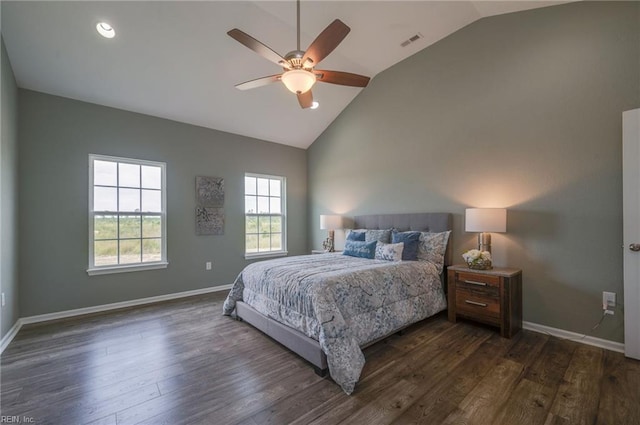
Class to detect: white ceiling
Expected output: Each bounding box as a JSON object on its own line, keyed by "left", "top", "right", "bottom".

{"left": 1, "top": 1, "right": 569, "bottom": 149}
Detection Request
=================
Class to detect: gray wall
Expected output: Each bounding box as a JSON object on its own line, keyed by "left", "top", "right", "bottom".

{"left": 1, "top": 37, "right": 20, "bottom": 339}
{"left": 308, "top": 1, "right": 640, "bottom": 343}
{"left": 18, "top": 90, "right": 307, "bottom": 317}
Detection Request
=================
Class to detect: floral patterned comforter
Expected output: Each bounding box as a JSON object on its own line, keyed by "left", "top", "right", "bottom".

{"left": 222, "top": 253, "right": 447, "bottom": 394}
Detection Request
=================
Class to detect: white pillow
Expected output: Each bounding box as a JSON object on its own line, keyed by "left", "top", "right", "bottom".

{"left": 375, "top": 242, "right": 404, "bottom": 261}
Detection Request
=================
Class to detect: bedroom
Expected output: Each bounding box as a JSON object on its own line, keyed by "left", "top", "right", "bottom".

{"left": 1, "top": 0, "right": 639, "bottom": 424}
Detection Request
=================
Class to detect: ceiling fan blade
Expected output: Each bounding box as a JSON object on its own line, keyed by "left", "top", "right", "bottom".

{"left": 297, "top": 90, "right": 313, "bottom": 109}
{"left": 235, "top": 74, "right": 281, "bottom": 91}
{"left": 227, "top": 28, "right": 289, "bottom": 67}
{"left": 315, "top": 70, "right": 370, "bottom": 87}
{"left": 302, "top": 19, "right": 350, "bottom": 67}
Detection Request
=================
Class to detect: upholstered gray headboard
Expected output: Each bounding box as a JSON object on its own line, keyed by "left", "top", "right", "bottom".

{"left": 352, "top": 213, "right": 453, "bottom": 266}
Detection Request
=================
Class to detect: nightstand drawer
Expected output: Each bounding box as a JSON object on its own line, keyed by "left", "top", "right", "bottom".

{"left": 456, "top": 271, "right": 500, "bottom": 288}
{"left": 455, "top": 289, "right": 500, "bottom": 319}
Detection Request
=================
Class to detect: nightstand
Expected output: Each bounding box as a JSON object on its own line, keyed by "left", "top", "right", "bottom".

{"left": 447, "top": 264, "right": 522, "bottom": 338}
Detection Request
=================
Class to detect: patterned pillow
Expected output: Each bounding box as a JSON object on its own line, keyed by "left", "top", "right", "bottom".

{"left": 365, "top": 229, "right": 392, "bottom": 244}
{"left": 346, "top": 230, "right": 366, "bottom": 241}
{"left": 375, "top": 242, "right": 404, "bottom": 261}
{"left": 392, "top": 231, "right": 420, "bottom": 261}
{"left": 417, "top": 231, "right": 451, "bottom": 273}
{"left": 343, "top": 240, "right": 377, "bottom": 259}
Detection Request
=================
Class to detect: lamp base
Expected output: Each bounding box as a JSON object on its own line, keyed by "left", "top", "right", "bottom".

{"left": 322, "top": 230, "right": 335, "bottom": 252}
{"left": 477, "top": 232, "right": 492, "bottom": 254}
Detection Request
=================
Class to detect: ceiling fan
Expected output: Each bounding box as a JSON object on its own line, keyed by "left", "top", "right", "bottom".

{"left": 227, "top": 0, "right": 370, "bottom": 109}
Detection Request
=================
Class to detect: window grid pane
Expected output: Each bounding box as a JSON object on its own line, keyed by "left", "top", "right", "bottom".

{"left": 141, "top": 166, "right": 162, "bottom": 189}
{"left": 120, "top": 239, "right": 141, "bottom": 264}
{"left": 94, "top": 215, "right": 118, "bottom": 240}
{"left": 95, "top": 240, "right": 118, "bottom": 266}
{"left": 142, "top": 238, "right": 162, "bottom": 263}
{"left": 142, "top": 216, "right": 162, "bottom": 238}
{"left": 245, "top": 176, "right": 257, "bottom": 195}
{"left": 118, "top": 163, "right": 140, "bottom": 188}
{"left": 94, "top": 160, "right": 117, "bottom": 186}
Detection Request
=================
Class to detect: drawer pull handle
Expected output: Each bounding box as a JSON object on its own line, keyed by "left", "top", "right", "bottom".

{"left": 464, "top": 280, "right": 487, "bottom": 286}
{"left": 465, "top": 300, "right": 488, "bottom": 307}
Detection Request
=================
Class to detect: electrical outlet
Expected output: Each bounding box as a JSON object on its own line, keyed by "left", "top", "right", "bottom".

{"left": 206, "top": 262, "right": 212, "bottom": 271}
{"left": 602, "top": 291, "right": 616, "bottom": 310}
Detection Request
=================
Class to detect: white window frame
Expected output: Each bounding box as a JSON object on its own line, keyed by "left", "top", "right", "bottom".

{"left": 87, "top": 154, "right": 168, "bottom": 275}
{"left": 244, "top": 173, "right": 287, "bottom": 259}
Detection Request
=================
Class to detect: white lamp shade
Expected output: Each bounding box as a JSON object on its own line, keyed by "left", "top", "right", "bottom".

{"left": 320, "top": 214, "right": 343, "bottom": 230}
{"left": 281, "top": 69, "right": 316, "bottom": 94}
{"left": 465, "top": 208, "right": 507, "bottom": 233}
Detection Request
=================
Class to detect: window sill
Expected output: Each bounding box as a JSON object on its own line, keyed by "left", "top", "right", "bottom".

{"left": 244, "top": 251, "right": 288, "bottom": 260}
{"left": 87, "top": 262, "right": 169, "bottom": 276}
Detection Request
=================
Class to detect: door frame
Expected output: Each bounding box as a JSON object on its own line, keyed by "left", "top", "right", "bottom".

{"left": 623, "top": 108, "right": 640, "bottom": 360}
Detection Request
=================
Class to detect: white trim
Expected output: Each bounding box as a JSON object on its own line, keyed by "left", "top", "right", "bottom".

{"left": 87, "top": 261, "right": 168, "bottom": 276}
{"left": 1, "top": 319, "right": 24, "bottom": 354}
{"left": 20, "top": 285, "right": 232, "bottom": 325}
{"left": 523, "top": 321, "right": 625, "bottom": 353}
{"left": 245, "top": 251, "right": 288, "bottom": 260}
{"left": 0, "top": 284, "right": 232, "bottom": 354}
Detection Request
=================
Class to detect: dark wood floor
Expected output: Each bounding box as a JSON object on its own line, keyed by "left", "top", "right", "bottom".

{"left": 1, "top": 291, "right": 638, "bottom": 425}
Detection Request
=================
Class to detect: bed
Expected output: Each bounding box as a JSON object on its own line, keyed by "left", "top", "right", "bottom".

{"left": 223, "top": 213, "right": 452, "bottom": 394}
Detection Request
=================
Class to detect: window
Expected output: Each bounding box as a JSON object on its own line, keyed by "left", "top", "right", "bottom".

{"left": 88, "top": 154, "right": 167, "bottom": 275}
{"left": 244, "top": 173, "right": 286, "bottom": 258}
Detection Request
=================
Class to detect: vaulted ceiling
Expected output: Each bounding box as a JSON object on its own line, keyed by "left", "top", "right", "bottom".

{"left": 1, "top": 1, "right": 569, "bottom": 148}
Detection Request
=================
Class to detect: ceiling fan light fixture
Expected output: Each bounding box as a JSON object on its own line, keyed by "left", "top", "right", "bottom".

{"left": 281, "top": 69, "right": 316, "bottom": 94}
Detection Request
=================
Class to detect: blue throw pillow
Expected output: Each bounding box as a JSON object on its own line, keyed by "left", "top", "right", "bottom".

{"left": 346, "top": 230, "right": 366, "bottom": 241}
{"left": 343, "top": 240, "right": 377, "bottom": 259}
{"left": 392, "top": 231, "right": 420, "bottom": 261}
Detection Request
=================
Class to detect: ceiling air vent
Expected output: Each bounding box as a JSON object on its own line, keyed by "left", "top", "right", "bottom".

{"left": 400, "top": 33, "right": 423, "bottom": 47}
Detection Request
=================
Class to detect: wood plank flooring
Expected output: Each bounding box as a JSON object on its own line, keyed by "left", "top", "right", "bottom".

{"left": 1, "top": 291, "right": 638, "bottom": 425}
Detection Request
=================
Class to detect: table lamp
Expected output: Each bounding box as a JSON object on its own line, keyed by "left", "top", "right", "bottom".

{"left": 465, "top": 208, "right": 507, "bottom": 253}
{"left": 320, "top": 215, "right": 343, "bottom": 252}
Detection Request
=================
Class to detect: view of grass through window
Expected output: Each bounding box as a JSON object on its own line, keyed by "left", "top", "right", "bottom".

{"left": 94, "top": 216, "right": 162, "bottom": 265}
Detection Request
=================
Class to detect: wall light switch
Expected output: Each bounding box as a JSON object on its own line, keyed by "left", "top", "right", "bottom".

{"left": 206, "top": 262, "right": 212, "bottom": 271}
{"left": 1, "top": 293, "right": 5, "bottom": 307}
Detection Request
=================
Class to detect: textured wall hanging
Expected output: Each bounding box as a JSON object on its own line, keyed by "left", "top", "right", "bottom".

{"left": 196, "top": 176, "right": 224, "bottom": 207}
{"left": 196, "top": 207, "right": 224, "bottom": 235}
{"left": 195, "top": 176, "right": 224, "bottom": 235}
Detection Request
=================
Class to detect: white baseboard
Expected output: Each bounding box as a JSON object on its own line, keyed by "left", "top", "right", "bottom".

{"left": 0, "top": 284, "right": 232, "bottom": 354}
{"left": 0, "top": 319, "right": 24, "bottom": 354}
{"left": 523, "top": 321, "right": 625, "bottom": 353}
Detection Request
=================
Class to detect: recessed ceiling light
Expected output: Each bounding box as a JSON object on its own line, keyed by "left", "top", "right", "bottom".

{"left": 96, "top": 22, "right": 115, "bottom": 39}
{"left": 310, "top": 101, "right": 319, "bottom": 110}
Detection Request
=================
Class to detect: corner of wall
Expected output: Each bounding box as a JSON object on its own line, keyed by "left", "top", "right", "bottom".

{"left": 1, "top": 35, "right": 21, "bottom": 340}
